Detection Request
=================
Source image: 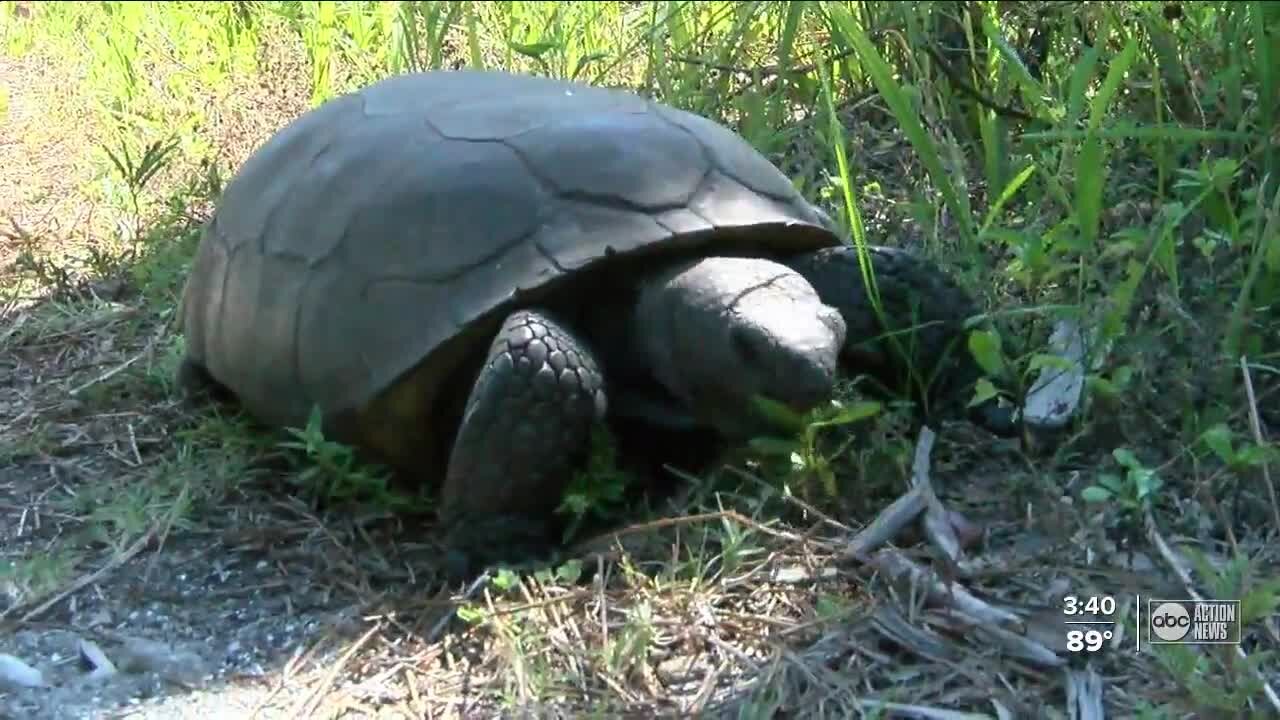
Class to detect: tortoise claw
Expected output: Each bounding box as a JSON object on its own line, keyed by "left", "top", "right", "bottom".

{"left": 440, "top": 512, "right": 562, "bottom": 584}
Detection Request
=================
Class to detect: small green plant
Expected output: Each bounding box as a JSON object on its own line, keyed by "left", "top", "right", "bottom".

{"left": 748, "top": 395, "right": 882, "bottom": 501}
{"left": 966, "top": 326, "right": 1015, "bottom": 409}
{"left": 102, "top": 132, "right": 182, "bottom": 236}
{"left": 602, "top": 598, "right": 655, "bottom": 677}
{"left": 0, "top": 551, "right": 85, "bottom": 608}
{"left": 557, "top": 425, "right": 636, "bottom": 543}
{"left": 1200, "top": 422, "right": 1278, "bottom": 474}
{"left": 1082, "top": 447, "right": 1163, "bottom": 517}
{"left": 278, "top": 405, "right": 424, "bottom": 512}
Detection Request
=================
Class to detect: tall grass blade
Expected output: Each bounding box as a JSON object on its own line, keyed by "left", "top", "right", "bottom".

{"left": 1075, "top": 36, "right": 1138, "bottom": 251}
{"left": 463, "top": 1, "right": 484, "bottom": 69}
{"left": 1252, "top": 2, "right": 1278, "bottom": 179}
{"left": 980, "top": 164, "right": 1037, "bottom": 237}
{"left": 980, "top": 13, "right": 1052, "bottom": 120}
{"left": 823, "top": 1, "right": 975, "bottom": 251}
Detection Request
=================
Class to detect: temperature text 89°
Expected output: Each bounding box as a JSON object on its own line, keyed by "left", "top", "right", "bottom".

{"left": 1067, "top": 629, "right": 1113, "bottom": 652}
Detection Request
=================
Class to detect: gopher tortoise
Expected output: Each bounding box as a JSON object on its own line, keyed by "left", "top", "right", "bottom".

{"left": 177, "top": 69, "right": 1008, "bottom": 573}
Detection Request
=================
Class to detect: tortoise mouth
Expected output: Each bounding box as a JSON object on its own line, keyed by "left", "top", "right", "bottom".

{"left": 687, "top": 385, "right": 822, "bottom": 440}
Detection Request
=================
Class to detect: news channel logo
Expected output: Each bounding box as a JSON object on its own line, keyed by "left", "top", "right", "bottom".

{"left": 1147, "top": 599, "right": 1242, "bottom": 645}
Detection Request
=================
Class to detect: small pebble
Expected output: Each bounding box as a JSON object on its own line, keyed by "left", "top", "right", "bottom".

{"left": 116, "top": 637, "right": 210, "bottom": 688}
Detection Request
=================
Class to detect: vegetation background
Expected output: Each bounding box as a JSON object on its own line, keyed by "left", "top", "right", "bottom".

{"left": 1, "top": 1, "right": 1278, "bottom": 717}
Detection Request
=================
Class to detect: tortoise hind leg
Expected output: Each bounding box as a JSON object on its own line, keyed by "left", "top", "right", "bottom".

{"left": 783, "top": 245, "right": 1017, "bottom": 436}
{"left": 176, "top": 355, "right": 237, "bottom": 406}
{"left": 439, "top": 308, "right": 608, "bottom": 579}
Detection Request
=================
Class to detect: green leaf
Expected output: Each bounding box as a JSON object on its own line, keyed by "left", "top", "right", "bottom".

{"left": 1078, "top": 38, "right": 1142, "bottom": 247}
{"left": 967, "top": 329, "right": 1006, "bottom": 376}
{"left": 1086, "top": 374, "right": 1122, "bottom": 399}
{"left": 1113, "top": 447, "right": 1141, "bottom": 469}
{"left": 1133, "top": 467, "right": 1161, "bottom": 499}
{"left": 1200, "top": 423, "right": 1237, "bottom": 464}
{"left": 559, "top": 493, "right": 590, "bottom": 515}
{"left": 1065, "top": 44, "right": 1101, "bottom": 128}
{"left": 1081, "top": 486, "right": 1113, "bottom": 503}
{"left": 1096, "top": 473, "right": 1124, "bottom": 493}
{"left": 556, "top": 559, "right": 583, "bottom": 584}
{"left": 1089, "top": 36, "right": 1140, "bottom": 131}
{"left": 456, "top": 605, "right": 486, "bottom": 624}
{"left": 1028, "top": 353, "right": 1076, "bottom": 373}
{"left": 1075, "top": 131, "right": 1106, "bottom": 248}
{"left": 980, "top": 163, "right": 1037, "bottom": 236}
{"left": 510, "top": 40, "right": 557, "bottom": 59}
{"left": 790, "top": 451, "right": 806, "bottom": 472}
{"left": 492, "top": 568, "right": 519, "bottom": 590}
{"left": 811, "top": 400, "right": 881, "bottom": 429}
{"left": 570, "top": 51, "right": 609, "bottom": 81}
{"left": 968, "top": 378, "right": 1000, "bottom": 408}
{"left": 981, "top": 13, "right": 1050, "bottom": 118}
{"left": 1235, "top": 444, "right": 1278, "bottom": 468}
{"left": 750, "top": 395, "right": 806, "bottom": 434}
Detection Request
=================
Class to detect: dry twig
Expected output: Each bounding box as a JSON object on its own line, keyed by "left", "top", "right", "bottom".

{"left": 910, "top": 426, "right": 964, "bottom": 565}
{"left": 290, "top": 622, "right": 383, "bottom": 719}
{"left": 1239, "top": 356, "right": 1280, "bottom": 533}
{"left": 842, "top": 487, "right": 928, "bottom": 561}
{"left": 869, "top": 549, "right": 1024, "bottom": 631}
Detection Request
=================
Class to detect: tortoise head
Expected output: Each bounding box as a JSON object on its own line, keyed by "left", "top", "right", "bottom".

{"left": 634, "top": 256, "right": 847, "bottom": 438}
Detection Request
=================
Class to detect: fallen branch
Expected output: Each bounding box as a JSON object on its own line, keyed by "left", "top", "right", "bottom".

{"left": 869, "top": 605, "right": 964, "bottom": 664}
{"left": 869, "top": 549, "right": 1025, "bottom": 632}
{"left": 971, "top": 618, "right": 1064, "bottom": 668}
{"left": 841, "top": 486, "right": 928, "bottom": 561}
{"left": 850, "top": 700, "right": 995, "bottom": 720}
{"left": 1066, "top": 668, "right": 1106, "bottom": 720}
{"left": 910, "top": 426, "right": 964, "bottom": 565}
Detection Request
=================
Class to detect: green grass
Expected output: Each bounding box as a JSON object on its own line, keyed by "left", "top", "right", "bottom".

{"left": 2, "top": 1, "right": 1279, "bottom": 717}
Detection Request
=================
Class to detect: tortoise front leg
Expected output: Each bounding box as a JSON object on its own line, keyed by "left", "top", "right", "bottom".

{"left": 784, "top": 245, "right": 1016, "bottom": 435}
{"left": 438, "top": 308, "right": 608, "bottom": 579}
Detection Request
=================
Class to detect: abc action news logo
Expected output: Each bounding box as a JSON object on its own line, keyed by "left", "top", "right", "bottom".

{"left": 1147, "top": 599, "right": 1242, "bottom": 645}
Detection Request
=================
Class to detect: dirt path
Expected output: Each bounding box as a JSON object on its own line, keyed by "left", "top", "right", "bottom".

{"left": 0, "top": 50, "right": 391, "bottom": 720}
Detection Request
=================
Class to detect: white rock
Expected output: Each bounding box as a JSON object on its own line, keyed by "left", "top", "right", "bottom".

{"left": 1024, "top": 318, "right": 1090, "bottom": 430}
{"left": 0, "top": 653, "right": 45, "bottom": 689}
